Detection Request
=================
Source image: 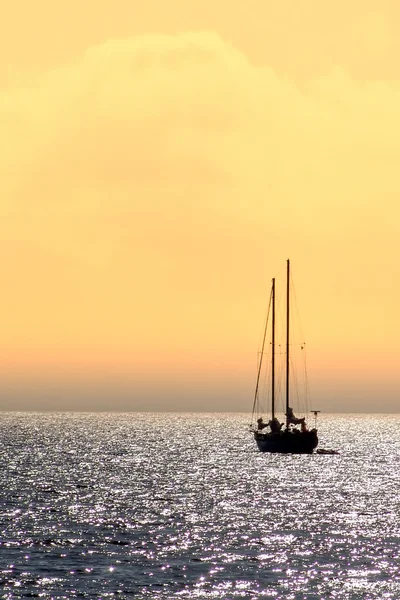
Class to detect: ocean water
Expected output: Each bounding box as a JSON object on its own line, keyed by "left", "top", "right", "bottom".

{"left": 0, "top": 412, "right": 399, "bottom": 599}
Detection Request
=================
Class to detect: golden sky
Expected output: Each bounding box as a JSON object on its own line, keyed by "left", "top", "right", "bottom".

{"left": 1, "top": 1, "right": 399, "bottom": 411}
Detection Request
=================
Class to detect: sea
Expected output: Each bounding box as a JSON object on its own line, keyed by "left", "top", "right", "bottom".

{"left": 0, "top": 412, "right": 399, "bottom": 599}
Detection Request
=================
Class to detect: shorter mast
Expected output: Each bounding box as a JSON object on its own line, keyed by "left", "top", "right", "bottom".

{"left": 285, "top": 259, "right": 290, "bottom": 428}
{"left": 271, "top": 277, "right": 275, "bottom": 420}
{"left": 251, "top": 283, "right": 273, "bottom": 421}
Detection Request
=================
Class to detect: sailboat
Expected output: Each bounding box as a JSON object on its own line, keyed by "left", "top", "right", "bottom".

{"left": 251, "top": 260, "right": 318, "bottom": 453}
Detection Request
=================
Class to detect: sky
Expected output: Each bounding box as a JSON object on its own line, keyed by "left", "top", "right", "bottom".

{"left": 1, "top": 1, "right": 399, "bottom": 412}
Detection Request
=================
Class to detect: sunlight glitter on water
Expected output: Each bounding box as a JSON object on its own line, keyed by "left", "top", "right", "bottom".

{"left": 0, "top": 412, "right": 400, "bottom": 598}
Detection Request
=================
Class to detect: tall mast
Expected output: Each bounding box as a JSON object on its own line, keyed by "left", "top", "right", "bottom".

{"left": 271, "top": 277, "right": 275, "bottom": 420}
{"left": 286, "top": 259, "right": 290, "bottom": 428}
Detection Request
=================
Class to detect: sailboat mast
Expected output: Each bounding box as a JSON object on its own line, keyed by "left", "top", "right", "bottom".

{"left": 251, "top": 282, "right": 273, "bottom": 421}
{"left": 271, "top": 277, "right": 275, "bottom": 420}
{"left": 286, "top": 259, "right": 290, "bottom": 428}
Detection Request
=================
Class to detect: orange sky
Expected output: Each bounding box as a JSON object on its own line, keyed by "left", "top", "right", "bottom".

{"left": 1, "top": 1, "right": 399, "bottom": 411}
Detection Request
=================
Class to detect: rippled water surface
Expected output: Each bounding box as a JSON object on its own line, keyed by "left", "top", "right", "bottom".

{"left": 1, "top": 412, "right": 400, "bottom": 599}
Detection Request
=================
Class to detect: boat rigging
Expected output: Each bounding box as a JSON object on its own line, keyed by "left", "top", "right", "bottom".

{"left": 251, "top": 259, "right": 319, "bottom": 454}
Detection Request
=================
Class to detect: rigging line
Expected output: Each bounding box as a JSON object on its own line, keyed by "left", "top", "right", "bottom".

{"left": 291, "top": 345, "right": 308, "bottom": 414}
{"left": 255, "top": 345, "right": 272, "bottom": 417}
{"left": 251, "top": 285, "right": 273, "bottom": 423}
{"left": 289, "top": 354, "right": 301, "bottom": 409}
{"left": 300, "top": 345, "right": 308, "bottom": 413}
{"left": 260, "top": 343, "right": 272, "bottom": 410}
{"left": 289, "top": 268, "right": 310, "bottom": 415}
{"left": 287, "top": 338, "right": 306, "bottom": 415}
{"left": 291, "top": 275, "right": 306, "bottom": 344}
{"left": 275, "top": 354, "right": 285, "bottom": 416}
{"left": 303, "top": 343, "right": 312, "bottom": 408}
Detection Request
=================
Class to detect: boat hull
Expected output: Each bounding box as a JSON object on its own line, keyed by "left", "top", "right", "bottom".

{"left": 254, "top": 429, "right": 318, "bottom": 454}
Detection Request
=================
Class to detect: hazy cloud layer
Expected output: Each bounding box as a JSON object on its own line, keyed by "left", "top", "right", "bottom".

{"left": 1, "top": 32, "right": 399, "bottom": 410}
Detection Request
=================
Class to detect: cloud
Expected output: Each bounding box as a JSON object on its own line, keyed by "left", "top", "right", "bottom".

{"left": 1, "top": 31, "right": 400, "bottom": 409}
